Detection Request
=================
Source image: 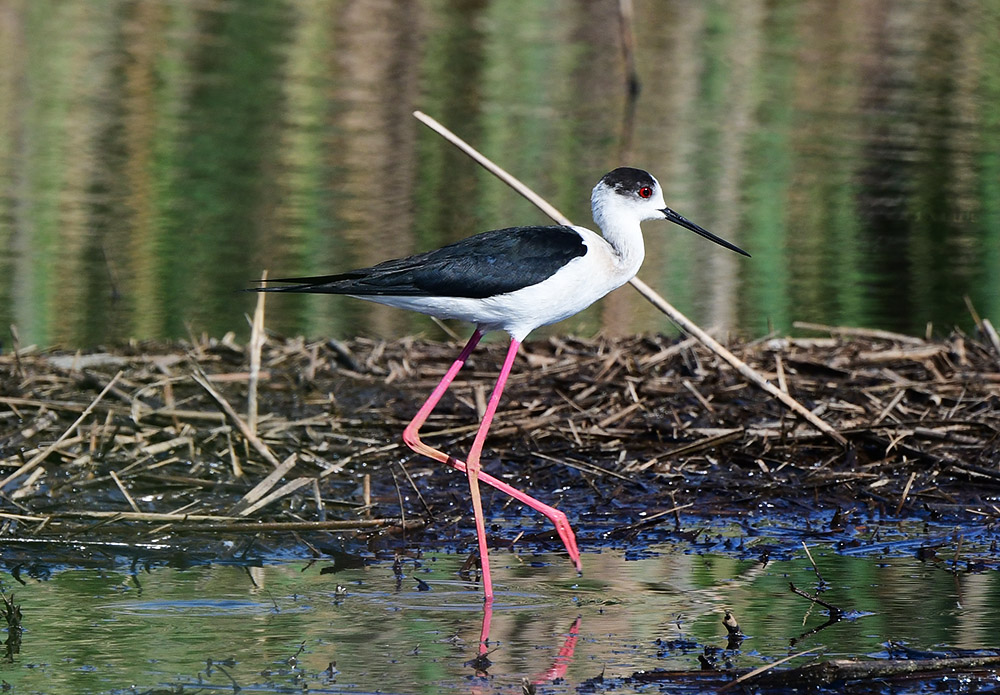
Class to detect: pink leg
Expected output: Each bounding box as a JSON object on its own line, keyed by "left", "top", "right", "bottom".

{"left": 478, "top": 598, "right": 493, "bottom": 657}
{"left": 402, "top": 331, "right": 582, "bottom": 603}
{"left": 460, "top": 337, "right": 521, "bottom": 602}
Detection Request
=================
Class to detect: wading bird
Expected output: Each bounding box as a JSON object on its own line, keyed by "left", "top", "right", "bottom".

{"left": 254, "top": 167, "right": 749, "bottom": 601}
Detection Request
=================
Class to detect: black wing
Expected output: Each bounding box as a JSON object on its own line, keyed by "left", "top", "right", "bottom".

{"left": 255, "top": 226, "right": 587, "bottom": 299}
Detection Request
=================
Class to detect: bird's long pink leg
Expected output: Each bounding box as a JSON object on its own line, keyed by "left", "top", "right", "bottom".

{"left": 458, "top": 337, "right": 522, "bottom": 601}
{"left": 402, "top": 331, "right": 582, "bottom": 601}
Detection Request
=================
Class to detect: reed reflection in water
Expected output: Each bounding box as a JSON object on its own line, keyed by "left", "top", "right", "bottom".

{"left": 1, "top": 1, "right": 997, "bottom": 348}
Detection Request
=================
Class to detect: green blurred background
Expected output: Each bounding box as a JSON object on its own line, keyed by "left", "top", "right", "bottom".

{"left": 1, "top": 0, "right": 998, "bottom": 348}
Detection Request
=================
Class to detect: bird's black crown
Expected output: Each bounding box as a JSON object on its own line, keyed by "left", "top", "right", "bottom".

{"left": 600, "top": 167, "right": 657, "bottom": 194}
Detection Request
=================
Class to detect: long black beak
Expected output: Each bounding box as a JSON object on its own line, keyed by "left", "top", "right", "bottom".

{"left": 663, "top": 207, "right": 751, "bottom": 258}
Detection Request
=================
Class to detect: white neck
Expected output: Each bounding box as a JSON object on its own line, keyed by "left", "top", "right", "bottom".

{"left": 592, "top": 196, "right": 647, "bottom": 276}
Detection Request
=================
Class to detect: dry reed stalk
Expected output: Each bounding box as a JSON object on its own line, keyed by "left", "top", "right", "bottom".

{"left": 774, "top": 353, "right": 788, "bottom": 393}
{"left": 793, "top": 321, "right": 925, "bottom": 344}
{"left": 139, "top": 436, "right": 194, "bottom": 457}
{"left": 637, "top": 336, "right": 698, "bottom": 369}
{"left": 531, "top": 451, "right": 634, "bottom": 482}
{"left": 681, "top": 379, "right": 715, "bottom": 414}
{"left": 855, "top": 346, "right": 946, "bottom": 363}
{"left": 52, "top": 510, "right": 240, "bottom": 522}
{"left": 895, "top": 470, "right": 917, "bottom": 515}
{"left": 239, "top": 477, "right": 313, "bottom": 517}
{"left": 412, "top": 110, "right": 849, "bottom": 448}
{"left": 0, "top": 371, "right": 123, "bottom": 492}
{"left": 657, "top": 429, "right": 744, "bottom": 460}
{"left": 173, "top": 518, "right": 428, "bottom": 533}
{"left": 192, "top": 370, "right": 281, "bottom": 468}
{"left": 983, "top": 318, "right": 1000, "bottom": 361}
{"left": 230, "top": 453, "right": 298, "bottom": 515}
{"left": 248, "top": 269, "right": 267, "bottom": 435}
{"left": 0, "top": 512, "right": 48, "bottom": 523}
{"left": 226, "top": 430, "right": 243, "bottom": 478}
{"left": 109, "top": 470, "right": 141, "bottom": 513}
{"left": 617, "top": 0, "right": 639, "bottom": 96}
{"left": 7, "top": 324, "right": 26, "bottom": 380}
{"left": 871, "top": 390, "right": 906, "bottom": 427}
{"left": 9, "top": 468, "right": 44, "bottom": 500}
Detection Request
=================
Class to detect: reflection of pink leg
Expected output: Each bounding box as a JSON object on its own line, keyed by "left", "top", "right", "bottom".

{"left": 532, "top": 617, "right": 582, "bottom": 683}
{"left": 402, "top": 330, "right": 583, "bottom": 602}
{"left": 473, "top": 609, "right": 581, "bottom": 681}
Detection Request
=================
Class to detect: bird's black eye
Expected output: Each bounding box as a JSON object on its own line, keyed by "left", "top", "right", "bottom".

{"left": 638, "top": 186, "right": 653, "bottom": 199}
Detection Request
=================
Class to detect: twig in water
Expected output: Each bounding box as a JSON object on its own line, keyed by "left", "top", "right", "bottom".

{"left": 389, "top": 464, "right": 407, "bottom": 535}
{"left": 312, "top": 479, "right": 324, "bottom": 520}
{"left": 789, "top": 582, "right": 843, "bottom": 619}
{"left": 66, "top": 512, "right": 126, "bottom": 538}
{"left": 54, "top": 510, "right": 239, "bottom": 522}
{"left": 606, "top": 502, "right": 694, "bottom": 538}
{"left": 718, "top": 646, "right": 822, "bottom": 692}
{"left": 396, "top": 460, "right": 433, "bottom": 518}
{"left": 212, "top": 662, "right": 240, "bottom": 691}
{"left": 801, "top": 542, "right": 825, "bottom": 585}
{"left": 895, "top": 470, "right": 917, "bottom": 516}
{"left": 723, "top": 609, "right": 741, "bottom": 636}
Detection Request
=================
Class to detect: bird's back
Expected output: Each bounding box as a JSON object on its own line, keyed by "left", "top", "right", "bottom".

{"left": 262, "top": 225, "right": 587, "bottom": 299}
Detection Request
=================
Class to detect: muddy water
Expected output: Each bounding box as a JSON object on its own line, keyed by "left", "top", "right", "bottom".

{"left": 4, "top": 536, "right": 999, "bottom": 694}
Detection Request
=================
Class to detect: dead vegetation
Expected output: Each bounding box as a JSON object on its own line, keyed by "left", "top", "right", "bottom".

{"left": 1, "top": 320, "right": 998, "bottom": 562}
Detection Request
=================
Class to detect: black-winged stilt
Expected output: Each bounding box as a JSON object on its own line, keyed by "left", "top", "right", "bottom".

{"left": 254, "top": 167, "right": 749, "bottom": 601}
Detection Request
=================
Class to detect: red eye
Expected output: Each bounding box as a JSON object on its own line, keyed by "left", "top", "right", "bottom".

{"left": 638, "top": 186, "right": 653, "bottom": 199}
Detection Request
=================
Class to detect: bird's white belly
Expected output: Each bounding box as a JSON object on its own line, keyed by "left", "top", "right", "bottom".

{"left": 356, "top": 244, "right": 636, "bottom": 341}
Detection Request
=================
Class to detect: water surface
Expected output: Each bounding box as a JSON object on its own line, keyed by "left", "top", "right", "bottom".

{"left": 4, "top": 541, "right": 1000, "bottom": 693}
{"left": 1, "top": 1, "right": 998, "bottom": 348}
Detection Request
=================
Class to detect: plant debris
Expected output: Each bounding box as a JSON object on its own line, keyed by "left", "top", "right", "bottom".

{"left": 1, "top": 322, "right": 999, "bottom": 564}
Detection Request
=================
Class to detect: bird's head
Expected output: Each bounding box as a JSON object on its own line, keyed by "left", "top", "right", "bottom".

{"left": 592, "top": 167, "right": 750, "bottom": 257}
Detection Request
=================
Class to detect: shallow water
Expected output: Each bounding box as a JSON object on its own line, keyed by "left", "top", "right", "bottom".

{"left": 5, "top": 539, "right": 1000, "bottom": 694}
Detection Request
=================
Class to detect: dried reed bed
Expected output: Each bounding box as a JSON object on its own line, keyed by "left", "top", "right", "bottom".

{"left": 1, "top": 322, "right": 998, "bottom": 558}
